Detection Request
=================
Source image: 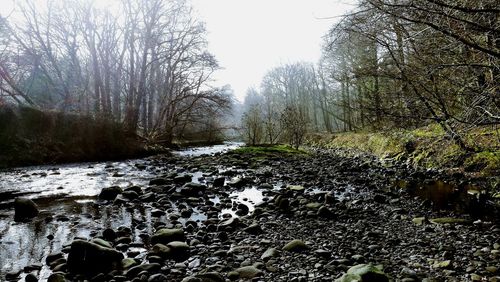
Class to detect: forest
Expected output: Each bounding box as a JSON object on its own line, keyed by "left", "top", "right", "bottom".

{"left": 241, "top": 0, "right": 499, "bottom": 152}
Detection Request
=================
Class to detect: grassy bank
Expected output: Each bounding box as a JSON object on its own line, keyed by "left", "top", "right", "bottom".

{"left": 306, "top": 124, "right": 500, "bottom": 177}
{"left": 0, "top": 105, "right": 152, "bottom": 168}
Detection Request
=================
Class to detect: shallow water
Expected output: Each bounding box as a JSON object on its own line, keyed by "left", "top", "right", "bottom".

{"left": 0, "top": 142, "right": 246, "bottom": 279}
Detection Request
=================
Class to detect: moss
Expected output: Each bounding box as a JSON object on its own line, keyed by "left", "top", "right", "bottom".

{"left": 307, "top": 123, "right": 500, "bottom": 178}
{"left": 234, "top": 144, "right": 307, "bottom": 155}
{"left": 464, "top": 151, "right": 500, "bottom": 174}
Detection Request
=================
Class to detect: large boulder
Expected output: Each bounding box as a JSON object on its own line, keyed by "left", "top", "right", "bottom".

{"left": 150, "top": 228, "right": 185, "bottom": 245}
{"left": 98, "top": 186, "right": 122, "bottom": 201}
{"left": 335, "top": 264, "right": 389, "bottom": 282}
{"left": 14, "top": 198, "right": 39, "bottom": 221}
{"left": 67, "top": 240, "right": 123, "bottom": 277}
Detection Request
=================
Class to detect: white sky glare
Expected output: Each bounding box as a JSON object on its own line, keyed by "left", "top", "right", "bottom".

{"left": 191, "top": 0, "right": 354, "bottom": 101}
{"left": 0, "top": 0, "right": 354, "bottom": 102}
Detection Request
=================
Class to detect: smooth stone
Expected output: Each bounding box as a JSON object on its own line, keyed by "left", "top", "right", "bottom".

{"left": 150, "top": 228, "right": 185, "bottom": 245}
{"left": 233, "top": 266, "right": 263, "bottom": 279}
{"left": 282, "top": 239, "right": 310, "bottom": 252}
{"left": 335, "top": 264, "right": 389, "bottom": 282}
{"left": 47, "top": 273, "right": 66, "bottom": 282}
{"left": 14, "top": 198, "right": 39, "bottom": 221}
{"left": 98, "top": 186, "right": 122, "bottom": 201}
{"left": 261, "top": 248, "right": 279, "bottom": 261}
{"left": 67, "top": 240, "right": 123, "bottom": 277}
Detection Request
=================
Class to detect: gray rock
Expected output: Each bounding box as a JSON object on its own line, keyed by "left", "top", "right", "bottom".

{"left": 335, "top": 264, "right": 389, "bottom": 282}
{"left": 244, "top": 223, "right": 264, "bottom": 235}
{"left": 282, "top": 239, "right": 310, "bottom": 252}
{"left": 67, "top": 240, "right": 123, "bottom": 277}
{"left": 25, "top": 273, "right": 38, "bottom": 282}
{"left": 150, "top": 228, "right": 185, "bottom": 245}
{"left": 233, "top": 266, "right": 263, "bottom": 279}
{"left": 47, "top": 273, "right": 66, "bottom": 282}
{"left": 196, "top": 272, "right": 225, "bottom": 282}
{"left": 14, "top": 198, "right": 39, "bottom": 221}
{"left": 125, "top": 263, "right": 161, "bottom": 278}
{"left": 261, "top": 248, "right": 279, "bottom": 261}
{"left": 148, "top": 274, "right": 168, "bottom": 282}
{"left": 98, "top": 186, "right": 122, "bottom": 201}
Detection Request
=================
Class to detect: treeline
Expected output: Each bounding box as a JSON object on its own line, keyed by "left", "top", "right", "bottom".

{"left": 242, "top": 0, "right": 499, "bottom": 150}
{"left": 0, "top": 0, "right": 232, "bottom": 145}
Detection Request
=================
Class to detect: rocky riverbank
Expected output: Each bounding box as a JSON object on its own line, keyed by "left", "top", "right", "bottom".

{"left": 4, "top": 148, "right": 500, "bottom": 281}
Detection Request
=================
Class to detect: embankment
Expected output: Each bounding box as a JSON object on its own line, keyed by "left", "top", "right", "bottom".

{"left": 0, "top": 105, "right": 149, "bottom": 168}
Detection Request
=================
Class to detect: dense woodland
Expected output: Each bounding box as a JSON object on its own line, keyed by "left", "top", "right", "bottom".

{"left": 242, "top": 0, "right": 499, "bottom": 150}
{"left": 0, "top": 0, "right": 498, "bottom": 151}
{"left": 0, "top": 0, "right": 232, "bottom": 145}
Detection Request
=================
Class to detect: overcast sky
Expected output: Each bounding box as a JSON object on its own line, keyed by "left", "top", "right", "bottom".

{"left": 191, "top": 0, "right": 354, "bottom": 101}
{"left": 0, "top": 0, "right": 354, "bottom": 101}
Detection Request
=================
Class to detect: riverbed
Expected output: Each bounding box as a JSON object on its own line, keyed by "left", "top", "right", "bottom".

{"left": 0, "top": 142, "right": 245, "bottom": 279}
{"left": 1, "top": 143, "right": 499, "bottom": 281}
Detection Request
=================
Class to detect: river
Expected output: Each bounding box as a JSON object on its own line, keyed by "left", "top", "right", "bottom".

{"left": 0, "top": 142, "right": 245, "bottom": 280}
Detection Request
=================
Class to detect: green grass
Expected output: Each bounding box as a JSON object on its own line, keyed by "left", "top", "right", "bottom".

{"left": 306, "top": 124, "right": 500, "bottom": 177}
{"left": 234, "top": 144, "right": 307, "bottom": 155}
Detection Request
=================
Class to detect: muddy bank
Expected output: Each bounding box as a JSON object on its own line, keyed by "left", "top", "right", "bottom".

{"left": 1, "top": 147, "right": 499, "bottom": 281}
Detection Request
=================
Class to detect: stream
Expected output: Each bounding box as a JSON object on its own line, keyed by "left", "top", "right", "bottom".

{"left": 0, "top": 142, "right": 246, "bottom": 280}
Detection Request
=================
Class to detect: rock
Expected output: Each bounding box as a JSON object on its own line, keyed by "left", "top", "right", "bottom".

{"left": 5, "top": 270, "right": 21, "bottom": 280}
{"left": 432, "top": 260, "right": 451, "bottom": 269}
{"left": 149, "top": 178, "right": 168, "bottom": 186}
{"left": 174, "top": 174, "right": 192, "bottom": 184}
{"left": 121, "top": 258, "right": 137, "bottom": 270}
{"left": 181, "top": 182, "right": 207, "bottom": 196}
{"left": 282, "top": 239, "right": 310, "bottom": 252}
{"left": 98, "top": 186, "right": 122, "bottom": 201}
{"left": 122, "top": 190, "right": 139, "bottom": 200}
{"left": 102, "top": 228, "right": 117, "bottom": 242}
{"left": 218, "top": 217, "right": 240, "bottom": 231}
{"left": 167, "top": 241, "right": 190, "bottom": 262}
{"left": 66, "top": 240, "right": 123, "bottom": 277}
{"left": 335, "top": 264, "right": 389, "bottom": 282}
{"left": 288, "top": 185, "right": 305, "bottom": 191}
{"left": 243, "top": 223, "right": 264, "bottom": 235}
{"left": 25, "top": 273, "right": 38, "bottom": 282}
{"left": 261, "top": 248, "right": 279, "bottom": 261}
{"left": 92, "top": 238, "right": 112, "bottom": 249}
{"left": 125, "top": 263, "right": 161, "bottom": 278}
{"left": 235, "top": 203, "right": 250, "bottom": 216}
{"left": 14, "top": 198, "right": 39, "bottom": 221}
{"left": 148, "top": 274, "right": 168, "bottom": 282}
{"left": 306, "top": 202, "right": 322, "bottom": 209}
{"left": 195, "top": 272, "right": 225, "bottom": 282}
{"left": 213, "top": 177, "right": 225, "bottom": 187}
{"left": 47, "top": 273, "right": 66, "bottom": 282}
{"left": 181, "top": 277, "right": 202, "bottom": 282}
{"left": 46, "top": 252, "right": 64, "bottom": 265}
{"left": 150, "top": 228, "right": 185, "bottom": 245}
{"left": 277, "top": 197, "right": 290, "bottom": 211}
{"left": 228, "top": 177, "right": 247, "bottom": 188}
{"left": 151, "top": 243, "right": 170, "bottom": 258}
{"left": 233, "top": 266, "right": 263, "bottom": 279}
{"left": 317, "top": 206, "right": 335, "bottom": 219}
{"left": 412, "top": 217, "right": 426, "bottom": 226}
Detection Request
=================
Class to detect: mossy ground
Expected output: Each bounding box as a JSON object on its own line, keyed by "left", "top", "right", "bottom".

{"left": 234, "top": 144, "right": 307, "bottom": 155}
{"left": 306, "top": 124, "right": 500, "bottom": 178}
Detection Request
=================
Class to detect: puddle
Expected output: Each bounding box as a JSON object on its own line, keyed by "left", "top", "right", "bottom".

{"left": 398, "top": 179, "right": 495, "bottom": 217}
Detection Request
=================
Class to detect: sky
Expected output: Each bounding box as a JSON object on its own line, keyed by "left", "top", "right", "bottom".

{"left": 191, "top": 0, "right": 355, "bottom": 101}
{"left": 0, "top": 0, "right": 355, "bottom": 102}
